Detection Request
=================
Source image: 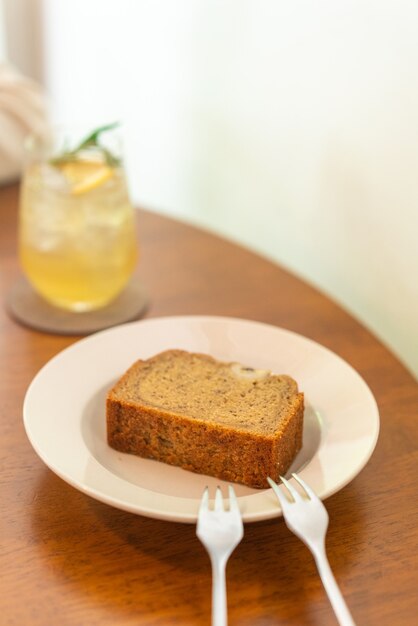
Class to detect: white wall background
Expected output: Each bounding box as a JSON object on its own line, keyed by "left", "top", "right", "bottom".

{"left": 2, "top": 0, "right": 418, "bottom": 378}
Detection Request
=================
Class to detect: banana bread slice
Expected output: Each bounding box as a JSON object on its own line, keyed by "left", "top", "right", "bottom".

{"left": 106, "top": 349, "right": 304, "bottom": 488}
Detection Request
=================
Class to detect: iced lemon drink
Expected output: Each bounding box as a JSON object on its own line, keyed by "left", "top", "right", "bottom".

{"left": 19, "top": 124, "right": 138, "bottom": 312}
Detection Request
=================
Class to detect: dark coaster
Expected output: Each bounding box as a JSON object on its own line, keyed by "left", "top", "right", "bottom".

{"left": 6, "top": 275, "right": 149, "bottom": 335}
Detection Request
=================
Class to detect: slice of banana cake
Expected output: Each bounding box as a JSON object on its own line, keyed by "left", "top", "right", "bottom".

{"left": 106, "top": 349, "right": 304, "bottom": 488}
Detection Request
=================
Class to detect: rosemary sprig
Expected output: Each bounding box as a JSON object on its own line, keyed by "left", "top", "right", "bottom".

{"left": 50, "top": 122, "right": 121, "bottom": 167}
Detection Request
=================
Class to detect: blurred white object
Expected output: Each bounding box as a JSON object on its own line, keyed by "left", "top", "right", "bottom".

{"left": 268, "top": 474, "right": 356, "bottom": 626}
{"left": 0, "top": 63, "right": 48, "bottom": 184}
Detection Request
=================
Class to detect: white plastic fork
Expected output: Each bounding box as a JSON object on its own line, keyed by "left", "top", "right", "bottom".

{"left": 196, "top": 486, "right": 244, "bottom": 626}
{"left": 267, "top": 474, "right": 357, "bottom": 626}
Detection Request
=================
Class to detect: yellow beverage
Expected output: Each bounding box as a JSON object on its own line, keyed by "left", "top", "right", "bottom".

{"left": 19, "top": 154, "right": 138, "bottom": 312}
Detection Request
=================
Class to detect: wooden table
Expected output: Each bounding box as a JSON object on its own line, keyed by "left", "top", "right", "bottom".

{"left": 1, "top": 182, "right": 417, "bottom": 626}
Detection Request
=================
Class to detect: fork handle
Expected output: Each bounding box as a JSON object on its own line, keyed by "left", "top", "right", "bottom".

{"left": 314, "top": 550, "right": 357, "bottom": 626}
{"left": 211, "top": 556, "right": 228, "bottom": 626}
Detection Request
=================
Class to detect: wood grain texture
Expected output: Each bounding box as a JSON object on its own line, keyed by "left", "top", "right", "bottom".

{"left": 1, "top": 183, "right": 417, "bottom": 625}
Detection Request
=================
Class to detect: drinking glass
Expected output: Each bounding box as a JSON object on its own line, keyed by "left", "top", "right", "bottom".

{"left": 18, "top": 124, "right": 138, "bottom": 312}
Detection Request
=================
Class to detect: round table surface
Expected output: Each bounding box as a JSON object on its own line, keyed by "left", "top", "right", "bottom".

{"left": 1, "top": 182, "right": 417, "bottom": 626}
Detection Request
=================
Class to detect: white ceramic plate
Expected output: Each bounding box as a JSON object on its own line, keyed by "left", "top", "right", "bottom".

{"left": 23, "top": 315, "right": 379, "bottom": 523}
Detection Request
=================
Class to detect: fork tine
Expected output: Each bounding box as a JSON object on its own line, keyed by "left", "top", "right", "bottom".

{"left": 228, "top": 485, "right": 235, "bottom": 507}
{"left": 280, "top": 475, "right": 303, "bottom": 502}
{"left": 227, "top": 485, "right": 239, "bottom": 514}
{"left": 214, "top": 486, "right": 223, "bottom": 511}
{"left": 291, "top": 473, "right": 316, "bottom": 500}
{"left": 267, "top": 476, "right": 289, "bottom": 509}
{"left": 199, "top": 486, "right": 209, "bottom": 513}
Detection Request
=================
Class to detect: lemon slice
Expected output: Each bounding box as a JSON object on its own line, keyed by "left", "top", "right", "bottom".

{"left": 58, "top": 159, "right": 114, "bottom": 195}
